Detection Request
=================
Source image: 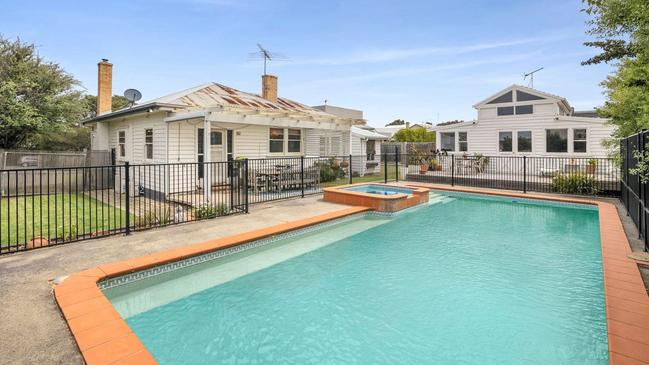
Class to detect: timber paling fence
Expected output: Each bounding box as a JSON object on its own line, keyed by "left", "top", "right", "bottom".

{"left": 0, "top": 153, "right": 619, "bottom": 254}
{"left": 620, "top": 131, "right": 649, "bottom": 251}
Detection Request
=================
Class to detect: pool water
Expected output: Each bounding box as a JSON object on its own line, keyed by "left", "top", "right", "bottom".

{"left": 104, "top": 191, "right": 607, "bottom": 364}
{"left": 344, "top": 184, "right": 413, "bottom": 195}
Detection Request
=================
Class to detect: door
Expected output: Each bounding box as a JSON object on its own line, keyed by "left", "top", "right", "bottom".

{"left": 209, "top": 129, "right": 225, "bottom": 162}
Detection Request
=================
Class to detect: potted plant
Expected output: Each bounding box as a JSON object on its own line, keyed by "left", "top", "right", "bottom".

{"left": 586, "top": 158, "right": 597, "bottom": 174}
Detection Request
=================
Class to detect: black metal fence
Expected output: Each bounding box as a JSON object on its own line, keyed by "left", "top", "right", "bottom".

{"left": 620, "top": 131, "right": 649, "bottom": 251}
{"left": 405, "top": 154, "right": 619, "bottom": 196}
{"left": 0, "top": 151, "right": 620, "bottom": 255}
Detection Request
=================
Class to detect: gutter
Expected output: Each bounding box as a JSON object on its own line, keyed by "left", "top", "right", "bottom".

{"left": 81, "top": 102, "right": 186, "bottom": 125}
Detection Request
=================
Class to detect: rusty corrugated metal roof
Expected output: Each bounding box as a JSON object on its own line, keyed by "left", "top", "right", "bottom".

{"left": 147, "top": 82, "right": 337, "bottom": 118}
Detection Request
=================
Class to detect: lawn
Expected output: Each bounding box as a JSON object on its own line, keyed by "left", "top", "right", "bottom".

{"left": 0, "top": 193, "right": 132, "bottom": 247}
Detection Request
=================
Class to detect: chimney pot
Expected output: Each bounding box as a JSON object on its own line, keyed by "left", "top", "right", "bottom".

{"left": 97, "top": 59, "right": 113, "bottom": 116}
{"left": 261, "top": 74, "right": 278, "bottom": 103}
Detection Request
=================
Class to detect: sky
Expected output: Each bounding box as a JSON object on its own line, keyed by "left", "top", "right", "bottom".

{"left": 1, "top": 0, "right": 613, "bottom": 127}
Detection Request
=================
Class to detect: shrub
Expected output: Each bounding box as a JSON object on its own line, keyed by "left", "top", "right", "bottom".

{"left": 141, "top": 209, "right": 171, "bottom": 227}
{"left": 316, "top": 159, "right": 340, "bottom": 182}
{"left": 550, "top": 173, "right": 599, "bottom": 195}
{"left": 193, "top": 204, "right": 229, "bottom": 219}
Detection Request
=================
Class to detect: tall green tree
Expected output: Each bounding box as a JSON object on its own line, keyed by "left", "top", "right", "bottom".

{"left": 385, "top": 119, "right": 406, "bottom": 126}
{"left": 393, "top": 127, "right": 436, "bottom": 142}
{"left": 0, "top": 36, "right": 86, "bottom": 149}
{"left": 582, "top": 0, "right": 649, "bottom": 145}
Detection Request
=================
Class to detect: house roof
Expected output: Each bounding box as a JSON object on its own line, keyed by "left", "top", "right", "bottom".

{"left": 351, "top": 126, "right": 388, "bottom": 139}
{"left": 84, "top": 82, "right": 360, "bottom": 124}
{"left": 472, "top": 84, "right": 571, "bottom": 111}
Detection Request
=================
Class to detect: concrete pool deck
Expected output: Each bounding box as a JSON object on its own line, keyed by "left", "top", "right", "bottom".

{"left": 2, "top": 188, "right": 649, "bottom": 364}
{"left": 0, "top": 196, "right": 350, "bottom": 365}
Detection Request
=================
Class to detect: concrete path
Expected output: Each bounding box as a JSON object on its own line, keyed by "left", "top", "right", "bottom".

{"left": 0, "top": 196, "right": 347, "bottom": 365}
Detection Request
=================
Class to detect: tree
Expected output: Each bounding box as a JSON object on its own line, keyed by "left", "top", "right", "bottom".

{"left": 393, "top": 127, "right": 436, "bottom": 142}
{"left": 582, "top": 0, "right": 649, "bottom": 146}
{"left": 385, "top": 119, "right": 406, "bottom": 126}
{"left": 81, "top": 94, "right": 130, "bottom": 118}
{"left": 0, "top": 36, "right": 86, "bottom": 149}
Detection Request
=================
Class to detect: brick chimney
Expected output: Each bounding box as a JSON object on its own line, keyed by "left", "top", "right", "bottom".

{"left": 261, "top": 74, "right": 278, "bottom": 103}
{"left": 97, "top": 59, "right": 113, "bottom": 115}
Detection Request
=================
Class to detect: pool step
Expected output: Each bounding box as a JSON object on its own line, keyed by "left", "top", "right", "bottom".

{"left": 427, "top": 194, "right": 456, "bottom": 206}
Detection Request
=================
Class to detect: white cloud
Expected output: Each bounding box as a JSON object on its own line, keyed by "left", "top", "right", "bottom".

{"left": 292, "top": 36, "right": 564, "bottom": 66}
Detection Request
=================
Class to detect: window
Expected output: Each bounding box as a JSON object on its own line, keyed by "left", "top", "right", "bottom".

{"left": 118, "top": 130, "right": 126, "bottom": 158}
{"left": 573, "top": 129, "right": 587, "bottom": 153}
{"left": 515, "top": 105, "right": 533, "bottom": 115}
{"left": 517, "top": 131, "right": 532, "bottom": 152}
{"left": 288, "top": 129, "right": 301, "bottom": 153}
{"left": 499, "top": 132, "right": 513, "bottom": 152}
{"left": 458, "top": 132, "right": 468, "bottom": 152}
{"left": 546, "top": 129, "right": 568, "bottom": 153}
{"left": 270, "top": 128, "right": 302, "bottom": 154}
{"left": 516, "top": 90, "right": 545, "bottom": 101}
{"left": 145, "top": 129, "right": 153, "bottom": 160}
{"left": 487, "top": 91, "right": 513, "bottom": 104}
{"left": 440, "top": 132, "right": 455, "bottom": 151}
{"left": 497, "top": 106, "right": 514, "bottom": 116}
{"left": 210, "top": 131, "right": 222, "bottom": 145}
{"left": 269, "top": 128, "right": 284, "bottom": 153}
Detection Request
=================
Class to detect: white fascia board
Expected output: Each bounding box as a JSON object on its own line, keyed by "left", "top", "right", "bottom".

{"left": 206, "top": 110, "right": 352, "bottom": 131}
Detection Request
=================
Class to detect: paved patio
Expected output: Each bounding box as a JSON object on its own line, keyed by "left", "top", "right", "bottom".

{"left": 0, "top": 187, "right": 645, "bottom": 364}
{"left": 0, "top": 196, "right": 348, "bottom": 365}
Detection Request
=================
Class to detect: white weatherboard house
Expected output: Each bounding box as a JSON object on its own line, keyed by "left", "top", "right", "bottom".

{"left": 434, "top": 85, "right": 614, "bottom": 157}
{"left": 312, "top": 105, "right": 388, "bottom": 175}
{"left": 84, "top": 60, "right": 363, "bottom": 198}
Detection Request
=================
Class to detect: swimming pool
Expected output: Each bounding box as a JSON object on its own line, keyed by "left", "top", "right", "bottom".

{"left": 343, "top": 184, "right": 414, "bottom": 195}
{"left": 103, "top": 191, "right": 607, "bottom": 364}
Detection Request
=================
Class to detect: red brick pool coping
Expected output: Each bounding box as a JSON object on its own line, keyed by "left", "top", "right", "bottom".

{"left": 53, "top": 188, "right": 649, "bottom": 365}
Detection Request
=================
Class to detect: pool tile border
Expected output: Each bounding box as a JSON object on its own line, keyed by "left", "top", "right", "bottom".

{"left": 53, "top": 187, "right": 649, "bottom": 365}
{"left": 402, "top": 183, "right": 649, "bottom": 365}
{"left": 53, "top": 206, "right": 370, "bottom": 365}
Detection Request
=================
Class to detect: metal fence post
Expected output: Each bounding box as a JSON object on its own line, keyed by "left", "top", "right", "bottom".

{"left": 523, "top": 156, "right": 527, "bottom": 193}
{"left": 349, "top": 154, "right": 353, "bottom": 184}
{"left": 244, "top": 159, "right": 249, "bottom": 213}
{"left": 451, "top": 154, "right": 455, "bottom": 186}
{"left": 300, "top": 156, "right": 305, "bottom": 198}
{"left": 124, "top": 162, "right": 130, "bottom": 235}
{"left": 395, "top": 146, "right": 399, "bottom": 182}
{"left": 383, "top": 151, "right": 388, "bottom": 183}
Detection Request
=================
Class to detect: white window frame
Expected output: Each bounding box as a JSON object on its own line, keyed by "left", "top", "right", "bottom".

{"left": 458, "top": 132, "right": 468, "bottom": 152}
{"left": 573, "top": 128, "right": 588, "bottom": 154}
{"left": 117, "top": 130, "right": 127, "bottom": 159}
{"left": 440, "top": 132, "right": 456, "bottom": 152}
{"left": 144, "top": 128, "right": 154, "bottom": 161}
{"left": 269, "top": 127, "right": 303, "bottom": 156}
{"left": 545, "top": 128, "right": 569, "bottom": 154}
{"left": 498, "top": 131, "right": 513, "bottom": 153}
{"left": 516, "top": 130, "right": 533, "bottom": 154}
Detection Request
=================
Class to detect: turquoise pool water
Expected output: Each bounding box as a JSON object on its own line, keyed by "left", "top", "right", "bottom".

{"left": 344, "top": 184, "right": 413, "bottom": 195}
{"left": 104, "top": 191, "right": 607, "bottom": 364}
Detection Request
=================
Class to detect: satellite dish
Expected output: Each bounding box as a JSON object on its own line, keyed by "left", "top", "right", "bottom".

{"left": 123, "top": 89, "right": 142, "bottom": 106}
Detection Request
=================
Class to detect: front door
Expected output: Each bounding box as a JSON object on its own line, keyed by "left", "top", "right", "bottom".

{"left": 210, "top": 129, "right": 225, "bottom": 162}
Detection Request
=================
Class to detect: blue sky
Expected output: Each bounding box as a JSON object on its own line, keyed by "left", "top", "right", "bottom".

{"left": 2, "top": 0, "right": 612, "bottom": 126}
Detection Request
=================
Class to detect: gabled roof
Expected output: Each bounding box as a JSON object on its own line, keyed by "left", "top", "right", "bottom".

{"left": 146, "top": 82, "right": 335, "bottom": 118}
{"left": 84, "top": 81, "right": 357, "bottom": 124}
{"left": 473, "top": 84, "right": 570, "bottom": 111}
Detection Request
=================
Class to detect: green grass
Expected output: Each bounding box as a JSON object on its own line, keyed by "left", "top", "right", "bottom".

{"left": 0, "top": 193, "right": 133, "bottom": 246}
{"left": 322, "top": 165, "right": 399, "bottom": 187}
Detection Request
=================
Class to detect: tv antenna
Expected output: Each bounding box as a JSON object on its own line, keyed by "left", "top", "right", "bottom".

{"left": 248, "top": 43, "right": 288, "bottom": 75}
{"left": 123, "top": 89, "right": 142, "bottom": 107}
{"left": 523, "top": 67, "right": 543, "bottom": 88}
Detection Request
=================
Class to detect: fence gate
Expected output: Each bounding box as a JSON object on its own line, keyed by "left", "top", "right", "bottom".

{"left": 230, "top": 160, "right": 248, "bottom": 213}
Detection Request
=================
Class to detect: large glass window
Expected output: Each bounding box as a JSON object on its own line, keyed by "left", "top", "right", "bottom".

{"left": 546, "top": 129, "right": 568, "bottom": 153}
{"left": 497, "top": 106, "right": 514, "bottom": 116}
{"left": 516, "top": 90, "right": 545, "bottom": 101}
{"left": 118, "top": 130, "right": 126, "bottom": 157}
{"left": 487, "top": 91, "right": 513, "bottom": 104}
{"left": 499, "top": 131, "right": 513, "bottom": 152}
{"left": 517, "top": 131, "right": 532, "bottom": 152}
{"left": 288, "top": 129, "right": 301, "bottom": 153}
{"left": 458, "top": 132, "right": 467, "bottom": 152}
{"left": 440, "top": 132, "right": 455, "bottom": 151}
{"left": 573, "top": 129, "right": 587, "bottom": 153}
{"left": 145, "top": 129, "right": 153, "bottom": 160}
{"left": 269, "top": 128, "right": 284, "bottom": 153}
{"left": 515, "top": 105, "right": 533, "bottom": 115}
